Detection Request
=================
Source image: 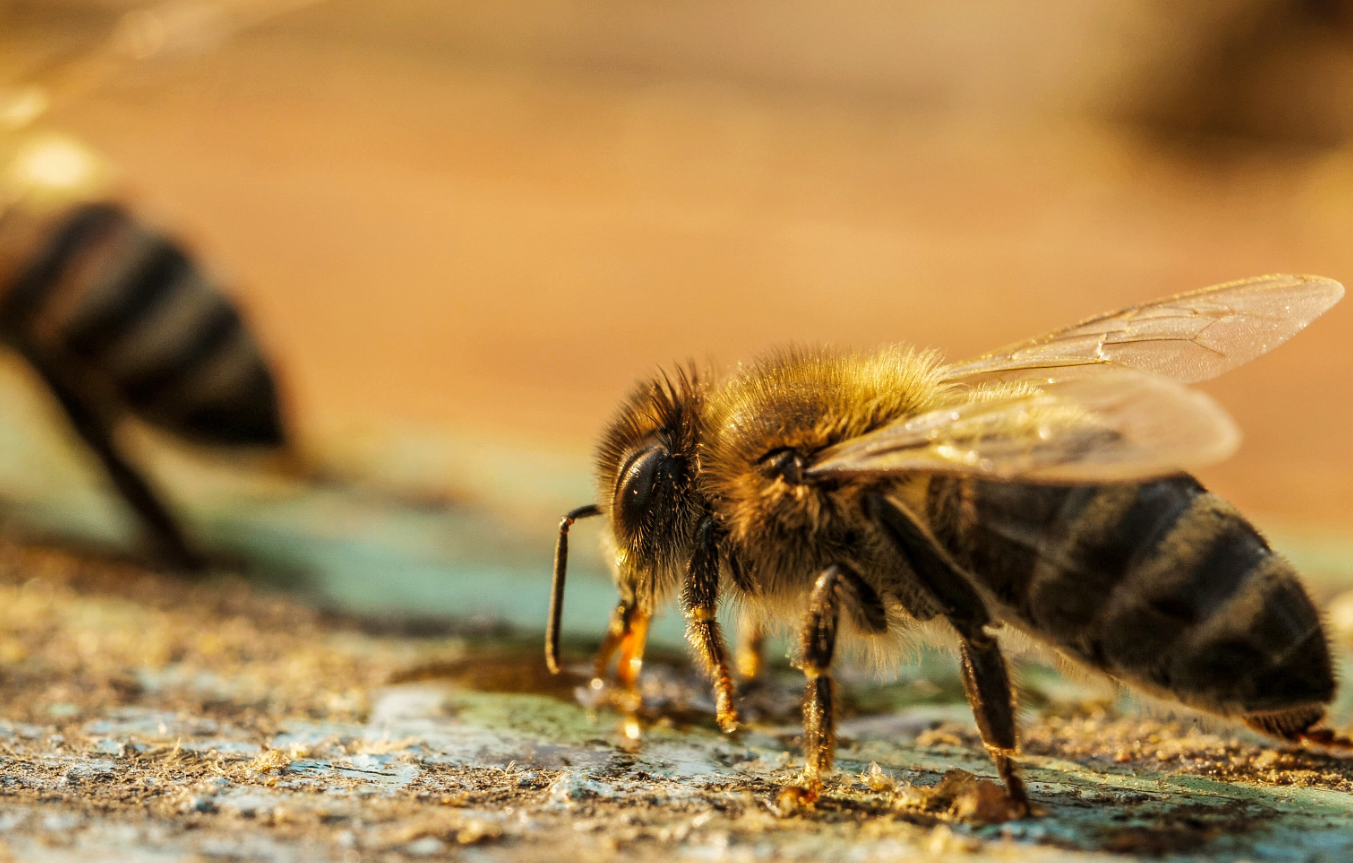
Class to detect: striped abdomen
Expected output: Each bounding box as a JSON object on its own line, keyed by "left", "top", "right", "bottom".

{"left": 1, "top": 203, "right": 285, "bottom": 447}
{"left": 927, "top": 476, "right": 1334, "bottom": 721}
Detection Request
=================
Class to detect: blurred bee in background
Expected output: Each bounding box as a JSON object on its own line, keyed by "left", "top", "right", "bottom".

{"left": 0, "top": 1, "right": 323, "bottom": 570}
{"left": 549, "top": 274, "right": 1348, "bottom": 816}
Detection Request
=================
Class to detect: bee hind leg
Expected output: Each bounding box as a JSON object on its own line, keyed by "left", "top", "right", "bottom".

{"left": 866, "top": 492, "right": 1031, "bottom": 817}
{"left": 778, "top": 562, "right": 887, "bottom": 811}
{"left": 958, "top": 632, "right": 1030, "bottom": 816}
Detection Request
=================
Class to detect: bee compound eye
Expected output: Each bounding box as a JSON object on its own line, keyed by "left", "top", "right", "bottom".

{"left": 614, "top": 445, "right": 671, "bottom": 531}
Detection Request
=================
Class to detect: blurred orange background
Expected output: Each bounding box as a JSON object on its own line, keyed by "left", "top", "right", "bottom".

{"left": 8, "top": 0, "right": 1353, "bottom": 530}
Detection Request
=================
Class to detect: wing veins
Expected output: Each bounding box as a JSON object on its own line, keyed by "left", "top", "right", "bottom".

{"left": 944, "top": 274, "right": 1343, "bottom": 385}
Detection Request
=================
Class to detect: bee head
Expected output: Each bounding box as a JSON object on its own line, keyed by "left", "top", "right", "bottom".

{"left": 595, "top": 365, "right": 707, "bottom": 608}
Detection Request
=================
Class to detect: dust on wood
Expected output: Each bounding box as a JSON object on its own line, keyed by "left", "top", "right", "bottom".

{"left": 1, "top": 539, "right": 1352, "bottom": 862}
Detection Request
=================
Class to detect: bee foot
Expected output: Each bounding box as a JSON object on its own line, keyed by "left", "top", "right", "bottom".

{"left": 618, "top": 713, "right": 644, "bottom": 748}
{"left": 716, "top": 708, "right": 741, "bottom": 734}
{"left": 1003, "top": 793, "right": 1034, "bottom": 821}
{"left": 715, "top": 684, "right": 741, "bottom": 732}
{"left": 774, "top": 784, "right": 819, "bottom": 816}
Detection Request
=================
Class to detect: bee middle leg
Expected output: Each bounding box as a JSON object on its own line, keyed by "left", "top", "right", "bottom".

{"left": 783, "top": 562, "right": 887, "bottom": 805}
{"left": 682, "top": 514, "right": 740, "bottom": 732}
{"left": 736, "top": 620, "right": 766, "bottom": 681}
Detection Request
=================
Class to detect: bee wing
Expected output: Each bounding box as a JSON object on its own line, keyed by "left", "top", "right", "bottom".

{"left": 1, "top": 0, "right": 327, "bottom": 130}
{"left": 806, "top": 367, "right": 1239, "bottom": 484}
{"left": 942, "top": 274, "right": 1343, "bottom": 385}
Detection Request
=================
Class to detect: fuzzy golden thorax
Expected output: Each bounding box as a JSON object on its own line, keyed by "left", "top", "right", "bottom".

{"left": 595, "top": 365, "right": 708, "bottom": 610}
{"left": 701, "top": 346, "right": 945, "bottom": 554}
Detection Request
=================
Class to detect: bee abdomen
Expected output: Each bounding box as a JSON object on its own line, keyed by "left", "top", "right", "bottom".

{"left": 7, "top": 203, "right": 284, "bottom": 447}
{"left": 1, "top": 203, "right": 124, "bottom": 330}
{"left": 950, "top": 477, "right": 1334, "bottom": 716}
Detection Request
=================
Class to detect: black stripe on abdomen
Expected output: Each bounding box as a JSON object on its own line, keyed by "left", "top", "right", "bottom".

{"left": 1, "top": 203, "right": 124, "bottom": 329}
{"left": 139, "top": 325, "right": 284, "bottom": 447}
{"left": 931, "top": 479, "right": 1075, "bottom": 608}
{"left": 104, "top": 274, "right": 242, "bottom": 411}
{"left": 59, "top": 237, "right": 188, "bottom": 362}
{"left": 964, "top": 477, "right": 1334, "bottom": 715}
{"left": 949, "top": 478, "right": 1200, "bottom": 620}
{"left": 1178, "top": 558, "right": 1333, "bottom": 714}
{"left": 1087, "top": 497, "right": 1263, "bottom": 680}
{"left": 1023, "top": 478, "right": 1203, "bottom": 665}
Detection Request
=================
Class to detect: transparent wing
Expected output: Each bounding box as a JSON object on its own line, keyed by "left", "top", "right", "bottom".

{"left": 1, "top": 0, "right": 329, "bottom": 132}
{"left": 942, "top": 274, "right": 1343, "bottom": 385}
{"left": 806, "top": 367, "right": 1239, "bottom": 484}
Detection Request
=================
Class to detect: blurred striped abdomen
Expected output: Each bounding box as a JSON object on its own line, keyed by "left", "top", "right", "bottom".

{"left": 1, "top": 203, "right": 285, "bottom": 447}
{"left": 927, "top": 475, "right": 1334, "bottom": 719}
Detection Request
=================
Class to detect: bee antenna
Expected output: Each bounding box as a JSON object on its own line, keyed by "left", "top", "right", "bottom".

{"left": 546, "top": 503, "right": 602, "bottom": 674}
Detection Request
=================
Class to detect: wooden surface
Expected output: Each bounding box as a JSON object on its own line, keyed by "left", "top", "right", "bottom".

{"left": 0, "top": 543, "right": 1352, "bottom": 862}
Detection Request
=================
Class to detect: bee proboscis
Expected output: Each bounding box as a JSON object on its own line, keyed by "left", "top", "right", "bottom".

{"left": 547, "top": 274, "right": 1347, "bottom": 816}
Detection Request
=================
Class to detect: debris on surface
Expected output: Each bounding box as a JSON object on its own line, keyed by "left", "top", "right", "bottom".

{"left": 0, "top": 540, "right": 1352, "bottom": 861}
{"left": 893, "top": 768, "right": 1026, "bottom": 824}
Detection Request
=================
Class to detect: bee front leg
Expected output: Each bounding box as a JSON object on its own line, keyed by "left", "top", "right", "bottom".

{"left": 682, "top": 514, "right": 740, "bottom": 732}
{"left": 796, "top": 566, "right": 844, "bottom": 802}
{"left": 592, "top": 600, "right": 650, "bottom": 723}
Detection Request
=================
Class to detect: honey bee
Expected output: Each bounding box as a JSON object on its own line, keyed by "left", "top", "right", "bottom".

{"left": 0, "top": 2, "right": 317, "bottom": 569}
{"left": 548, "top": 274, "right": 1347, "bottom": 815}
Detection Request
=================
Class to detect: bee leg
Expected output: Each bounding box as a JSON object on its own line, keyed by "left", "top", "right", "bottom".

{"left": 736, "top": 620, "right": 766, "bottom": 681}
{"left": 798, "top": 566, "right": 843, "bottom": 803}
{"left": 21, "top": 348, "right": 206, "bottom": 572}
{"left": 682, "top": 514, "right": 740, "bottom": 732}
{"left": 958, "top": 632, "right": 1029, "bottom": 815}
{"left": 867, "top": 492, "right": 1031, "bottom": 817}
{"left": 726, "top": 545, "right": 766, "bottom": 681}
{"left": 592, "top": 600, "right": 650, "bottom": 731}
{"left": 780, "top": 562, "right": 888, "bottom": 810}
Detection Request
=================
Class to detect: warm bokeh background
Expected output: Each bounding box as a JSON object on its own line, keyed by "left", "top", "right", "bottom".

{"left": 7, "top": 0, "right": 1353, "bottom": 534}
